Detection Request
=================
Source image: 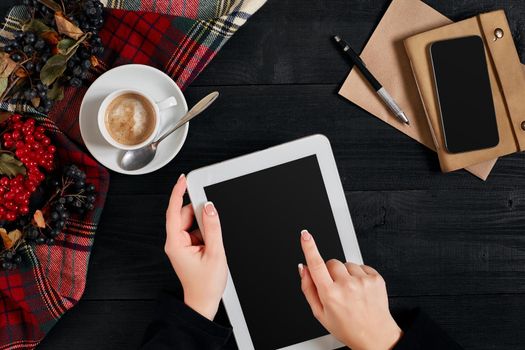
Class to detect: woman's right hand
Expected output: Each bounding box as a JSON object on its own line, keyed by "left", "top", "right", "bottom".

{"left": 298, "top": 229, "right": 403, "bottom": 350}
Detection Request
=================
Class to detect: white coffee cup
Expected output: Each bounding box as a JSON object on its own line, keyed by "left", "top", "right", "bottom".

{"left": 97, "top": 88, "right": 177, "bottom": 150}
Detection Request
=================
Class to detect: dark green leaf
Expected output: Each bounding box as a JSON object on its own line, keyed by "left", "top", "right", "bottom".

{"left": 22, "top": 19, "right": 52, "bottom": 35}
{"left": 47, "top": 82, "right": 64, "bottom": 101}
{"left": 69, "top": 33, "right": 89, "bottom": 58}
{"left": 0, "top": 153, "right": 26, "bottom": 178}
{"left": 57, "top": 34, "right": 89, "bottom": 59}
{"left": 40, "top": 54, "right": 67, "bottom": 86}
{"left": 0, "top": 77, "right": 8, "bottom": 97}
{"left": 57, "top": 38, "right": 76, "bottom": 55}
{"left": 37, "top": 0, "right": 62, "bottom": 12}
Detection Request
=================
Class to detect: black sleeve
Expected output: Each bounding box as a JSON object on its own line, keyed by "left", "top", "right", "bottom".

{"left": 393, "top": 308, "right": 463, "bottom": 350}
{"left": 140, "top": 294, "right": 461, "bottom": 350}
{"left": 140, "top": 291, "right": 232, "bottom": 350}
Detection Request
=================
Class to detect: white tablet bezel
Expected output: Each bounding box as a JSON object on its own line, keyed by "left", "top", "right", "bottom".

{"left": 187, "top": 134, "right": 363, "bottom": 350}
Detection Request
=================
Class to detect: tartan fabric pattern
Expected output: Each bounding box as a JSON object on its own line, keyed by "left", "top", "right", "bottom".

{"left": 0, "top": 115, "right": 110, "bottom": 350}
{"left": 0, "top": 0, "right": 264, "bottom": 349}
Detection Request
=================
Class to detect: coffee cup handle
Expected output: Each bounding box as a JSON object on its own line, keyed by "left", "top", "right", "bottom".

{"left": 156, "top": 96, "right": 177, "bottom": 111}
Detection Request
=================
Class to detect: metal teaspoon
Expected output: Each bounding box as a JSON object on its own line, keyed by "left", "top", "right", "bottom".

{"left": 120, "top": 91, "right": 219, "bottom": 171}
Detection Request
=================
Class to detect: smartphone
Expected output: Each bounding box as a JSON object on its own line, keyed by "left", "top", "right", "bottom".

{"left": 430, "top": 35, "right": 499, "bottom": 153}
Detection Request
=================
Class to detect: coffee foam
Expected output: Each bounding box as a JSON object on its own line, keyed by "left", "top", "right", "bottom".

{"left": 105, "top": 93, "right": 156, "bottom": 145}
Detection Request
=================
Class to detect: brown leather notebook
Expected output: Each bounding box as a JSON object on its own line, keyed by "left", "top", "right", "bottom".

{"left": 339, "top": 0, "right": 525, "bottom": 180}
{"left": 404, "top": 10, "right": 525, "bottom": 173}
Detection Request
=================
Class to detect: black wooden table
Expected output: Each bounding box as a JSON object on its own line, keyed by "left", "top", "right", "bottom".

{"left": 1, "top": 1, "right": 525, "bottom": 349}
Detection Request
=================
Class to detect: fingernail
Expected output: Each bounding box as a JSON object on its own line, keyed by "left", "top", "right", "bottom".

{"left": 298, "top": 263, "right": 304, "bottom": 277}
{"left": 179, "top": 173, "right": 185, "bottom": 180}
{"left": 204, "top": 201, "right": 216, "bottom": 216}
{"left": 301, "top": 229, "right": 311, "bottom": 241}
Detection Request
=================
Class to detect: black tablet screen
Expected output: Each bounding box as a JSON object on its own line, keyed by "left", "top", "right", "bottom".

{"left": 430, "top": 35, "right": 499, "bottom": 153}
{"left": 204, "top": 155, "right": 345, "bottom": 349}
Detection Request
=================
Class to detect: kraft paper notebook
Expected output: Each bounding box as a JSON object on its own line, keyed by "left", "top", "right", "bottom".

{"left": 404, "top": 10, "right": 525, "bottom": 173}
{"left": 339, "top": 0, "right": 525, "bottom": 180}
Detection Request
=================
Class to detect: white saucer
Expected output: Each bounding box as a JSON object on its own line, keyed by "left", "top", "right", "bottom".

{"left": 79, "top": 64, "right": 188, "bottom": 175}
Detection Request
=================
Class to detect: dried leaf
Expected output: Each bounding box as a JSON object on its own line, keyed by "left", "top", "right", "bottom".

{"left": 0, "top": 229, "right": 20, "bottom": 249}
{"left": 0, "top": 112, "right": 11, "bottom": 123}
{"left": 7, "top": 229, "right": 22, "bottom": 248}
{"left": 0, "top": 228, "right": 11, "bottom": 249}
{"left": 47, "top": 82, "right": 64, "bottom": 101}
{"left": 40, "top": 54, "right": 67, "bottom": 86}
{"left": 22, "top": 19, "right": 52, "bottom": 35}
{"left": 2, "top": 32, "right": 15, "bottom": 41}
{"left": 33, "top": 210, "right": 46, "bottom": 228}
{"left": 15, "top": 67, "right": 28, "bottom": 78}
{"left": 0, "top": 77, "right": 7, "bottom": 97}
{"left": 57, "top": 38, "right": 76, "bottom": 55}
{"left": 55, "top": 12, "right": 84, "bottom": 40}
{"left": 0, "top": 153, "right": 27, "bottom": 177}
{"left": 0, "top": 53, "right": 18, "bottom": 78}
{"left": 37, "top": 0, "right": 62, "bottom": 12}
{"left": 31, "top": 96, "right": 41, "bottom": 107}
{"left": 41, "top": 30, "right": 60, "bottom": 45}
{"left": 90, "top": 55, "right": 100, "bottom": 68}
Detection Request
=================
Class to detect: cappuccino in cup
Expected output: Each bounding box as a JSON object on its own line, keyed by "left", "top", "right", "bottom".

{"left": 105, "top": 93, "right": 156, "bottom": 146}
{"left": 97, "top": 89, "right": 177, "bottom": 150}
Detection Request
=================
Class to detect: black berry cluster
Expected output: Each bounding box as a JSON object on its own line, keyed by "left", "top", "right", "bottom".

{"left": 0, "top": 247, "right": 23, "bottom": 270}
{"left": 1, "top": 164, "right": 97, "bottom": 271}
{"left": 59, "top": 0, "right": 105, "bottom": 88}
{"left": 31, "top": 164, "right": 96, "bottom": 240}
{"left": 20, "top": 0, "right": 105, "bottom": 35}
{"left": 1, "top": 0, "right": 105, "bottom": 111}
{"left": 3, "top": 31, "right": 55, "bottom": 113}
{"left": 60, "top": 164, "right": 97, "bottom": 215}
{"left": 21, "top": 0, "right": 57, "bottom": 23}
{"left": 68, "top": 0, "right": 105, "bottom": 35}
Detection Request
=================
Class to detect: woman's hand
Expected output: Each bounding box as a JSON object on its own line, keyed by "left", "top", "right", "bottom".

{"left": 299, "top": 230, "right": 402, "bottom": 350}
{"left": 164, "top": 174, "right": 228, "bottom": 320}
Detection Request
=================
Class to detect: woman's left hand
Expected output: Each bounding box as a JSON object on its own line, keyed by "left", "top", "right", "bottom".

{"left": 164, "top": 174, "right": 228, "bottom": 320}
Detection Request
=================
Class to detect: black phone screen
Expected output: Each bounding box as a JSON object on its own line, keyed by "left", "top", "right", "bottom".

{"left": 430, "top": 35, "right": 499, "bottom": 153}
{"left": 204, "top": 155, "right": 345, "bottom": 350}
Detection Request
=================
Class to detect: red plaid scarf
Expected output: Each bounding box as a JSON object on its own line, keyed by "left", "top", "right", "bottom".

{"left": 0, "top": 0, "right": 265, "bottom": 348}
{"left": 0, "top": 115, "right": 110, "bottom": 350}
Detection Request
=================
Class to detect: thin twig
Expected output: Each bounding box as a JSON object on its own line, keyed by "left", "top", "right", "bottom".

{"left": 0, "top": 76, "right": 22, "bottom": 102}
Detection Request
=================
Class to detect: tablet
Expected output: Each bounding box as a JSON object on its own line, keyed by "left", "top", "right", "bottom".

{"left": 187, "top": 134, "right": 362, "bottom": 350}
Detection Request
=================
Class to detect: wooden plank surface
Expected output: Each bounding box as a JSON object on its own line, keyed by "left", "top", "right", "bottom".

{"left": 1, "top": 0, "right": 525, "bottom": 349}
{"left": 191, "top": 0, "right": 525, "bottom": 86}
{"left": 110, "top": 85, "right": 525, "bottom": 194}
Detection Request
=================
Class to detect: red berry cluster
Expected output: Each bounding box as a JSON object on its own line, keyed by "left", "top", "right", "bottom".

{"left": 0, "top": 115, "right": 56, "bottom": 221}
